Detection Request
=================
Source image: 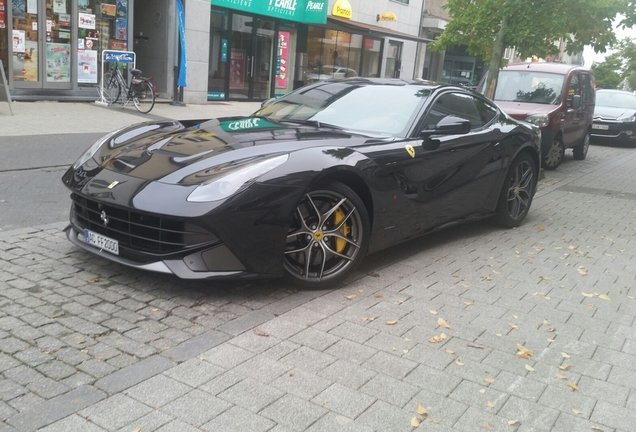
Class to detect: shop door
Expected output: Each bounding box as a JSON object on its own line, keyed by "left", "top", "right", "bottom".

{"left": 229, "top": 13, "right": 274, "bottom": 100}
{"left": 11, "top": 0, "right": 72, "bottom": 89}
{"left": 384, "top": 40, "right": 402, "bottom": 78}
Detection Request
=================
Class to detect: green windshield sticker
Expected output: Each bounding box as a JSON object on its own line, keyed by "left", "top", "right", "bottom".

{"left": 219, "top": 118, "right": 279, "bottom": 132}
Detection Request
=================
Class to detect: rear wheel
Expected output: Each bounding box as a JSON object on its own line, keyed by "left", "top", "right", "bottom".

{"left": 494, "top": 153, "right": 537, "bottom": 228}
{"left": 573, "top": 132, "right": 590, "bottom": 160}
{"left": 99, "top": 72, "right": 120, "bottom": 105}
{"left": 133, "top": 81, "right": 155, "bottom": 114}
{"left": 543, "top": 137, "right": 565, "bottom": 170}
{"left": 284, "top": 183, "right": 370, "bottom": 288}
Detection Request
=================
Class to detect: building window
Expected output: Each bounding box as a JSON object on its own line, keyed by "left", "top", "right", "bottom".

{"left": 391, "top": 0, "right": 409, "bottom": 4}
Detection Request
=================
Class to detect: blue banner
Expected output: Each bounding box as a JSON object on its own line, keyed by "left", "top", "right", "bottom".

{"left": 176, "top": 0, "right": 187, "bottom": 87}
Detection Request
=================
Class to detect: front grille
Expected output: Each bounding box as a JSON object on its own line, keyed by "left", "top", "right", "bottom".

{"left": 71, "top": 194, "right": 217, "bottom": 254}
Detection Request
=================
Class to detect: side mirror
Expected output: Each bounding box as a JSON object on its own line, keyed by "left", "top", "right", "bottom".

{"left": 420, "top": 115, "right": 471, "bottom": 138}
{"left": 571, "top": 94, "right": 581, "bottom": 109}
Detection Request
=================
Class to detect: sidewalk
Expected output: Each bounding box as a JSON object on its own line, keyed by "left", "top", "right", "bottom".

{"left": 0, "top": 100, "right": 262, "bottom": 137}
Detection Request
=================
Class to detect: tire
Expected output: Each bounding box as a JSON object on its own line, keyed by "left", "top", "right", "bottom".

{"left": 283, "top": 182, "right": 370, "bottom": 288}
{"left": 494, "top": 153, "right": 537, "bottom": 228}
{"left": 543, "top": 137, "right": 565, "bottom": 170}
{"left": 573, "top": 132, "right": 590, "bottom": 160}
{"left": 133, "top": 81, "right": 155, "bottom": 114}
{"left": 100, "top": 72, "right": 121, "bottom": 105}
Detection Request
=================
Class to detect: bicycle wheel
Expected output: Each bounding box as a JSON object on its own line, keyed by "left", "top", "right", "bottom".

{"left": 133, "top": 81, "right": 155, "bottom": 114}
{"left": 99, "top": 72, "right": 121, "bottom": 105}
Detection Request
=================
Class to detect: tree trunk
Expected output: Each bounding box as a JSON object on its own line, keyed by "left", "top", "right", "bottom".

{"left": 484, "top": 11, "right": 510, "bottom": 100}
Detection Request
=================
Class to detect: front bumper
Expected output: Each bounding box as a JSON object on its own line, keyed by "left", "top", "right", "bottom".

{"left": 591, "top": 121, "right": 636, "bottom": 144}
{"left": 65, "top": 225, "right": 253, "bottom": 280}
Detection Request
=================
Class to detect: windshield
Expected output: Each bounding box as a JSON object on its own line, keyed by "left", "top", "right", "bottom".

{"left": 492, "top": 71, "right": 565, "bottom": 105}
{"left": 596, "top": 92, "right": 636, "bottom": 109}
{"left": 256, "top": 82, "right": 431, "bottom": 135}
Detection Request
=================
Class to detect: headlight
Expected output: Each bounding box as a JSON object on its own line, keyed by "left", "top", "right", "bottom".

{"left": 72, "top": 128, "right": 123, "bottom": 169}
{"left": 524, "top": 114, "right": 550, "bottom": 128}
{"left": 187, "top": 154, "right": 288, "bottom": 202}
{"left": 617, "top": 114, "right": 636, "bottom": 123}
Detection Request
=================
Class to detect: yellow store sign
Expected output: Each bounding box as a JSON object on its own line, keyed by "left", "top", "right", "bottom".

{"left": 332, "top": 0, "right": 352, "bottom": 19}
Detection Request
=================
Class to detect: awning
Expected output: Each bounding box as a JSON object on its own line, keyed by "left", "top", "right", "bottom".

{"left": 327, "top": 16, "right": 433, "bottom": 43}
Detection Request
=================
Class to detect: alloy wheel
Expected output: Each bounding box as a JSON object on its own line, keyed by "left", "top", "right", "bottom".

{"left": 284, "top": 188, "right": 365, "bottom": 284}
{"left": 506, "top": 160, "right": 534, "bottom": 220}
{"left": 543, "top": 139, "right": 564, "bottom": 169}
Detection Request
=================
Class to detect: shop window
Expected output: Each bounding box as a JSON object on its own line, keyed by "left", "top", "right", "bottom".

{"left": 208, "top": 8, "right": 228, "bottom": 98}
{"left": 78, "top": 0, "right": 128, "bottom": 87}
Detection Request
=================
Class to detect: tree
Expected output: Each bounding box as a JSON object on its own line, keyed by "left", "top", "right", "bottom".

{"left": 592, "top": 53, "right": 623, "bottom": 89}
{"left": 431, "top": 0, "right": 631, "bottom": 99}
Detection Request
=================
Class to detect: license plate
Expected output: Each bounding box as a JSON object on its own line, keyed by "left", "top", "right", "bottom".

{"left": 83, "top": 229, "right": 119, "bottom": 255}
{"left": 592, "top": 124, "right": 609, "bottom": 130}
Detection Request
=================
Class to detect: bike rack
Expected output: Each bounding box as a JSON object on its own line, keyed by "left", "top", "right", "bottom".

{"left": 95, "top": 50, "right": 136, "bottom": 107}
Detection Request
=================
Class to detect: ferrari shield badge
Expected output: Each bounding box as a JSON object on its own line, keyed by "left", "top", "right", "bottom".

{"left": 405, "top": 145, "right": 415, "bottom": 158}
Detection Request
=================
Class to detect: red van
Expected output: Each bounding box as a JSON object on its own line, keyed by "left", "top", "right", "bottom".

{"left": 478, "top": 63, "right": 595, "bottom": 170}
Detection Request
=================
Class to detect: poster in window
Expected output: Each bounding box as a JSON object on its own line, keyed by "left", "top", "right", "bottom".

{"left": 59, "top": 13, "right": 70, "bottom": 26}
{"left": 12, "top": 30, "right": 25, "bottom": 52}
{"left": 230, "top": 49, "right": 245, "bottom": 89}
{"left": 53, "top": 0, "right": 66, "bottom": 14}
{"left": 276, "top": 31, "right": 290, "bottom": 89}
{"left": 0, "top": 0, "right": 6, "bottom": 29}
{"left": 78, "top": 13, "right": 95, "bottom": 29}
{"left": 101, "top": 4, "right": 116, "bottom": 17}
{"left": 12, "top": 0, "right": 25, "bottom": 18}
{"left": 116, "top": 0, "right": 127, "bottom": 18}
{"left": 46, "top": 43, "right": 71, "bottom": 82}
{"left": 26, "top": 0, "right": 35, "bottom": 14}
{"left": 115, "top": 19, "right": 126, "bottom": 40}
{"left": 78, "top": 49, "right": 97, "bottom": 83}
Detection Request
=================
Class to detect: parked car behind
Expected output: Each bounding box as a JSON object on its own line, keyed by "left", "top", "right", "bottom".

{"left": 478, "top": 63, "right": 595, "bottom": 170}
{"left": 591, "top": 89, "right": 636, "bottom": 146}
{"left": 306, "top": 65, "right": 358, "bottom": 84}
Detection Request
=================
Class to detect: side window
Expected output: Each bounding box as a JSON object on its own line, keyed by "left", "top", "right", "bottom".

{"left": 423, "top": 93, "right": 487, "bottom": 130}
{"left": 567, "top": 73, "right": 580, "bottom": 105}
{"left": 475, "top": 97, "right": 498, "bottom": 125}
{"left": 581, "top": 73, "right": 594, "bottom": 103}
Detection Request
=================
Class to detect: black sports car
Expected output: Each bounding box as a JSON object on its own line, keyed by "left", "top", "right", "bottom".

{"left": 62, "top": 78, "right": 541, "bottom": 287}
{"left": 591, "top": 89, "right": 636, "bottom": 146}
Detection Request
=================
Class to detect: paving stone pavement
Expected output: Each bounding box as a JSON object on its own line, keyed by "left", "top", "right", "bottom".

{"left": 1, "top": 142, "right": 636, "bottom": 431}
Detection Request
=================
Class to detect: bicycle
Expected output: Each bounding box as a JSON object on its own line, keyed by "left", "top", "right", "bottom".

{"left": 99, "top": 60, "right": 156, "bottom": 114}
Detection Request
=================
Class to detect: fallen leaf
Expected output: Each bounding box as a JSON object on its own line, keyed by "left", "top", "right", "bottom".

{"left": 509, "top": 322, "right": 519, "bottom": 330}
{"left": 532, "top": 291, "right": 546, "bottom": 296}
{"left": 536, "top": 323, "right": 542, "bottom": 330}
{"left": 455, "top": 358, "right": 464, "bottom": 366}
{"left": 468, "top": 342, "right": 485, "bottom": 349}
{"left": 411, "top": 416, "right": 420, "bottom": 428}
{"left": 543, "top": 319, "right": 550, "bottom": 325}
{"left": 289, "top": 370, "right": 296, "bottom": 376}
{"left": 417, "top": 403, "right": 428, "bottom": 417}
{"left": 555, "top": 371, "right": 567, "bottom": 379}
{"left": 540, "top": 276, "right": 551, "bottom": 280}
{"left": 452, "top": 273, "right": 460, "bottom": 278}
{"left": 427, "top": 418, "right": 440, "bottom": 424}
{"left": 572, "top": 408, "right": 581, "bottom": 415}
{"left": 598, "top": 294, "right": 611, "bottom": 301}
{"left": 485, "top": 275, "right": 493, "bottom": 281}
{"left": 561, "top": 352, "right": 571, "bottom": 359}
{"left": 484, "top": 377, "right": 495, "bottom": 384}
{"left": 131, "top": 429, "right": 141, "bottom": 432}
{"left": 344, "top": 294, "right": 356, "bottom": 300}
{"left": 368, "top": 271, "right": 381, "bottom": 278}
{"left": 429, "top": 310, "right": 438, "bottom": 315}
{"left": 525, "top": 364, "right": 535, "bottom": 372}
{"left": 374, "top": 293, "right": 383, "bottom": 298}
{"left": 403, "top": 349, "right": 409, "bottom": 354}
{"left": 578, "top": 268, "right": 588, "bottom": 276}
{"left": 493, "top": 270, "right": 502, "bottom": 275}
{"left": 484, "top": 422, "right": 494, "bottom": 430}
{"left": 361, "top": 316, "right": 376, "bottom": 321}
{"left": 517, "top": 343, "right": 534, "bottom": 359}
{"left": 464, "top": 301, "right": 474, "bottom": 306}
{"left": 587, "top": 304, "right": 595, "bottom": 308}
{"left": 462, "top": 284, "right": 470, "bottom": 288}
{"left": 359, "top": 289, "right": 364, "bottom": 293}
{"left": 479, "top": 388, "right": 486, "bottom": 394}
{"left": 547, "top": 327, "right": 556, "bottom": 332}
{"left": 253, "top": 329, "right": 270, "bottom": 337}
{"left": 582, "top": 292, "right": 596, "bottom": 298}
{"left": 590, "top": 427, "right": 606, "bottom": 432}
{"left": 538, "top": 225, "right": 545, "bottom": 231}
{"left": 445, "top": 349, "right": 456, "bottom": 355}
{"left": 429, "top": 335, "right": 443, "bottom": 343}
{"left": 386, "top": 320, "right": 398, "bottom": 325}
{"left": 545, "top": 296, "right": 551, "bottom": 300}
{"left": 87, "top": 278, "right": 99, "bottom": 283}
{"left": 151, "top": 308, "right": 159, "bottom": 312}
{"left": 438, "top": 318, "right": 451, "bottom": 329}
{"left": 487, "top": 400, "right": 495, "bottom": 408}
{"left": 628, "top": 296, "right": 635, "bottom": 300}
{"left": 80, "top": 349, "right": 88, "bottom": 354}
{"left": 559, "top": 364, "right": 573, "bottom": 370}
{"left": 547, "top": 338, "right": 555, "bottom": 342}
{"left": 567, "top": 382, "right": 580, "bottom": 391}
{"left": 508, "top": 420, "right": 520, "bottom": 426}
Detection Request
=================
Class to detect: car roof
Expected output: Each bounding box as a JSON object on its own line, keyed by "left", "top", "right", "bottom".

{"left": 334, "top": 77, "right": 462, "bottom": 92}
{"left": 596, "top": 89, "right": 635, "bottom": 95}
{"left": 501, "top": 62, "right": 590, "bottom": 74}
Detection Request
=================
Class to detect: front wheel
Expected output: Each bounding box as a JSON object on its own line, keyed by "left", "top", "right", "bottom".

{"left": 133, "top": 81, "right": 155, "bottom": 114}
{"left": 573, "top": 132, "right": 590, "bottom": 160}
{"left": 494, "top": 153, "right": 537, "bottom": 228}
{"left": 543, "top": 137, "right": 565, "bottom": 170}
{"left": 99, "top": 72, "right": 121, "bottom": 105}
{"left": 284, "top": 182, "right": 370, "bottom": 288}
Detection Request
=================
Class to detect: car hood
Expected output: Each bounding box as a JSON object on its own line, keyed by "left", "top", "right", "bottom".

{"left": 495, "top": 101, "right": 557, "bottom": 120}
{"left": 78, "top": 117, "right": 373, "bottom": 184}
{"left": 594, "top": 106, "right": 636, "bottom": 120}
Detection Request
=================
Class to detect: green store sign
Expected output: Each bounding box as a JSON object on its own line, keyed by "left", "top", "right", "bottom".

{"left": 212, "top": 0, "right": 327, "bottom": 24}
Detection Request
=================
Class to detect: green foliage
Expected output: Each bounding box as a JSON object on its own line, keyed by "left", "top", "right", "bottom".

{"left": 592, "top": 53, "right": 623, "bottom": 89}
{"left": 431, "top": 0, "right": 628, "bottom": 63}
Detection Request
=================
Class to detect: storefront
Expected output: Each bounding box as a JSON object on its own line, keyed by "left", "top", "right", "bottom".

{"left": 205, "top": 0, "right": 430, "bottom": 102}
{"left": 0, "top": 0, "right": 132, "bottom": 100}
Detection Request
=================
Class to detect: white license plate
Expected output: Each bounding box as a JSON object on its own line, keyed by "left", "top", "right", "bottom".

{"left": 83, "top": 229, "right": 119, "bottom": 255}
{"left": 592, "top": 124, "right": 609, "bottom": 130}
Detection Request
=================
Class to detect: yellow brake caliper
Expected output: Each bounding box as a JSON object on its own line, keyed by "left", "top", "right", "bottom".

{"left": 333, "top": 207, "right": 350, "bottom": 252}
